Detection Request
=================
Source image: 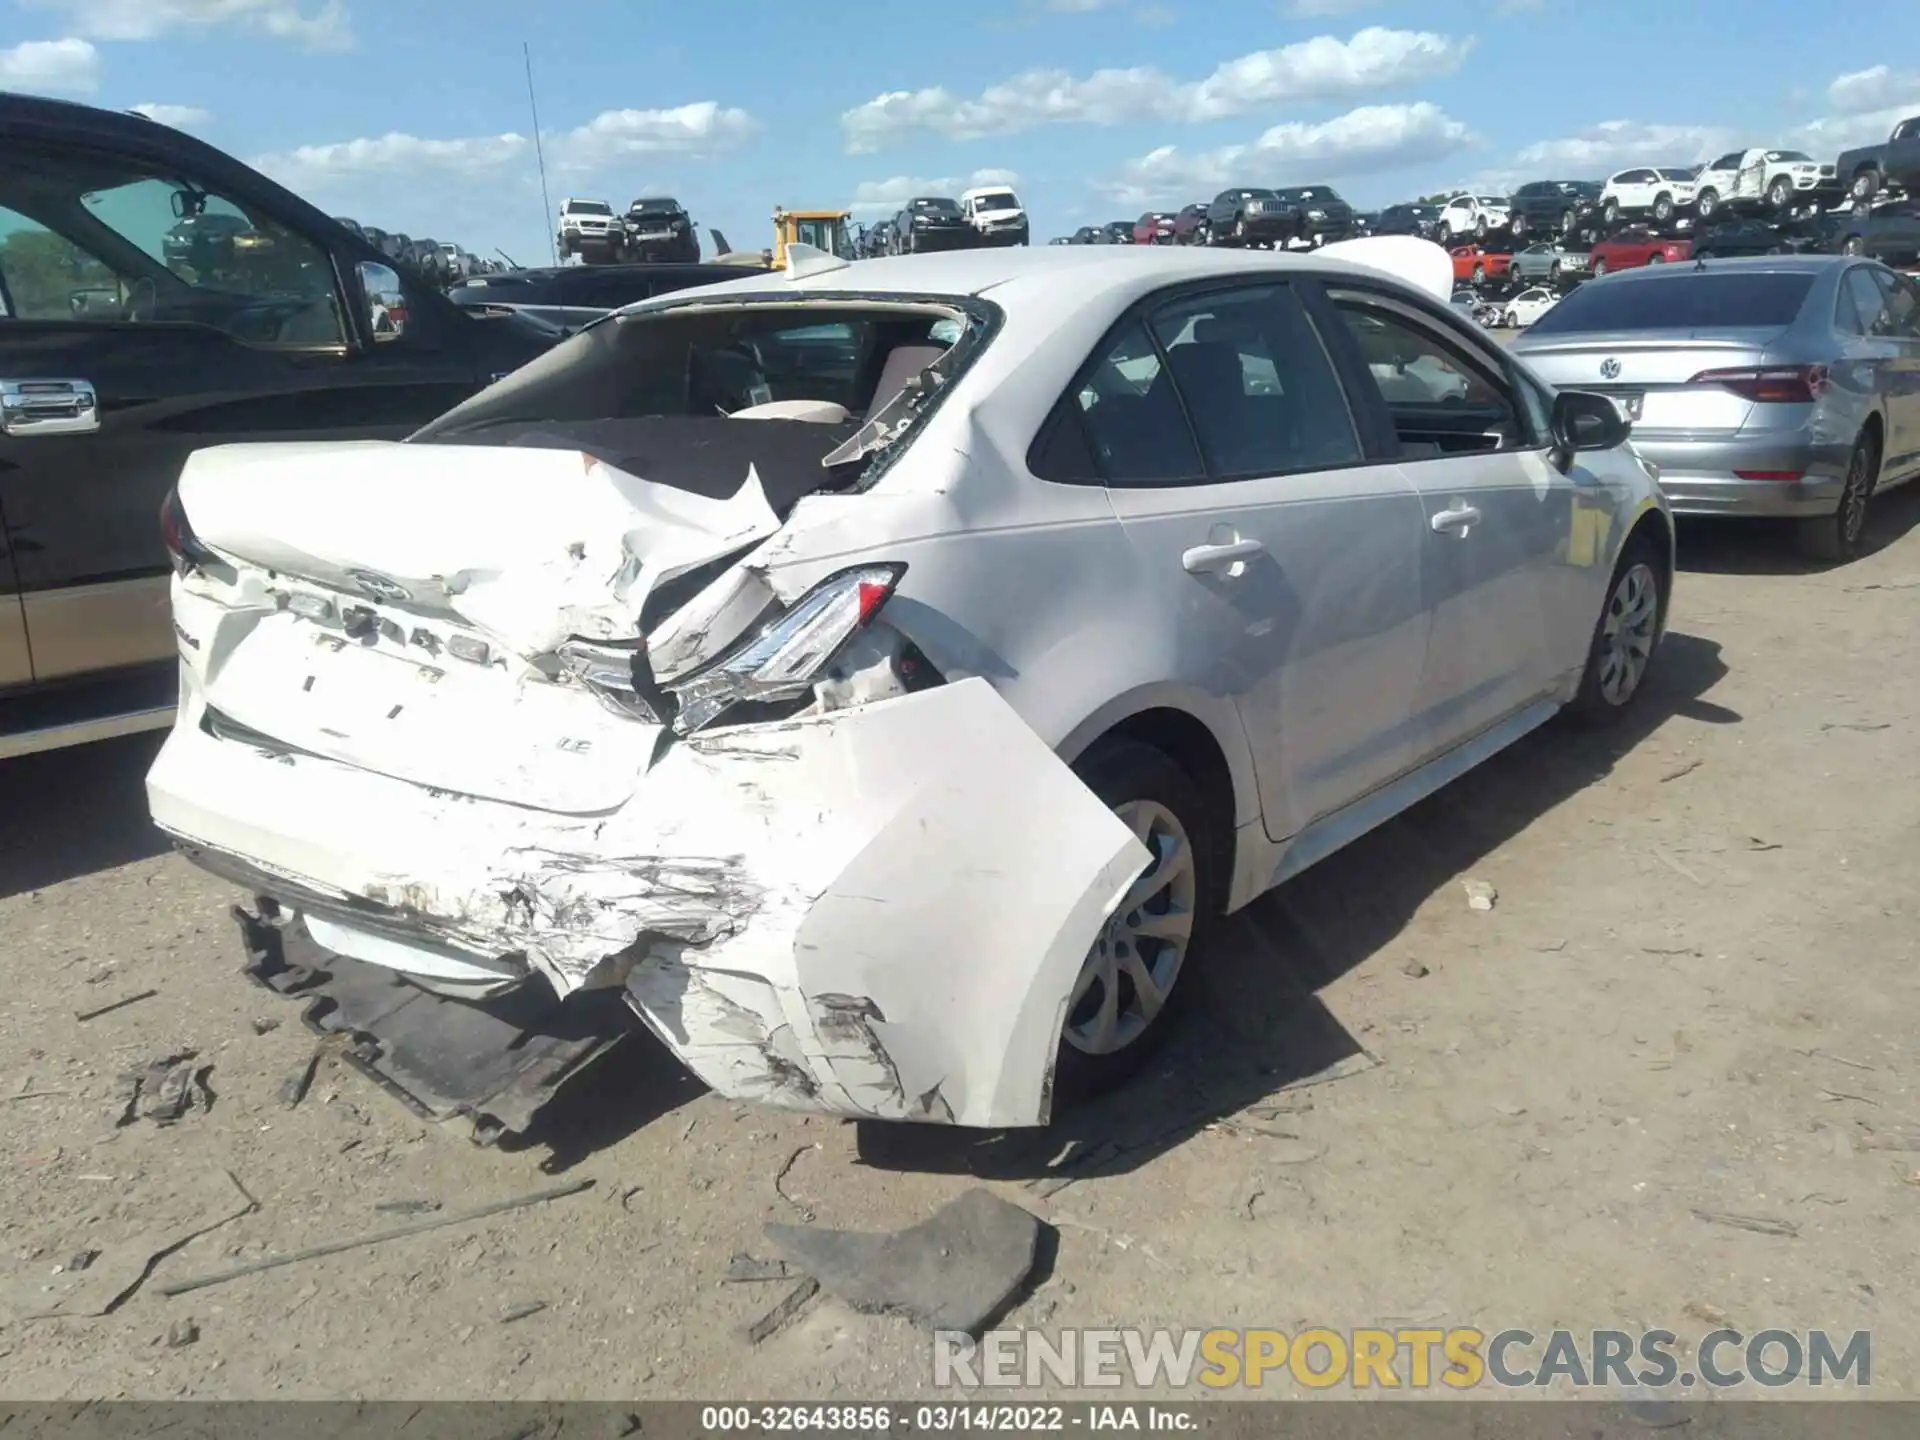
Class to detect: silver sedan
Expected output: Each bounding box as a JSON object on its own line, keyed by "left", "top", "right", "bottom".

{"left": 1509, "top": 241, "right": 1591, "bottom": 286}
{"left": 1512, "top": 255, "right": 1920, "bottom": 560}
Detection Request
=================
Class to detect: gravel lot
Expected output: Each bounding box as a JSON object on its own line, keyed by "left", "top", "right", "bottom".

{"left": 3, "top": 493, "right": 1918, "bottom": 1401}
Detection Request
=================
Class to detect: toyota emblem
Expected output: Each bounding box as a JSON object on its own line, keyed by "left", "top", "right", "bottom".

{"left": 347, "top": 569, "right": 411, "bottom": 603}
{"left": 1599, "top": 357, "right": 1623, "bottom": 380}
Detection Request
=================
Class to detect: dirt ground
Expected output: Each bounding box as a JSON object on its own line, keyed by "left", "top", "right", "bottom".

{"left": 2, "top": 493, "right": 1918, "bottom": 1403}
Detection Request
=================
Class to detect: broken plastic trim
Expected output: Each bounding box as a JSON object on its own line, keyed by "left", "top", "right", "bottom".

{"left": 664, "top": 563, "right": 905, "bottom": 735}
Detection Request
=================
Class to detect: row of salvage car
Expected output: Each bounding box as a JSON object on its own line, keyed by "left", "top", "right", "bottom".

{"left": 5, "top": 92, "right": 1920, "bottom": 1147}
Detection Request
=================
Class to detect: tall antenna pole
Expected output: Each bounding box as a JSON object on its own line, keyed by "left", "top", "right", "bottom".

{"left": 524, "top": 41, "right": 556, "bottom": 267}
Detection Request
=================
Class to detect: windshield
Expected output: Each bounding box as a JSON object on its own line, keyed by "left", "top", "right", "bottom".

{"left": 566, "top": 201, "right": 612, "bottom": 216}
{"left": 1288, "top": 187, "right": 1338, "bottom": 201}
{"left": 973, "top": 192, "right": 1019, "bottom": 211}
{"left": 912, "top": 198, "right": 961, "bottom": 215}
{"left": 1525, "top": 271, "right": 1816, "bottom": 336}
{"left": 792, "top": 217, "right": 851, "bottom": 257}
{"left": 1476, "top": 195, "right": 1506, "bottom": 206}
{"left": 631, "top": 198, "right": 681, "bottom": 213}
{"left": 1766, "top": 151, "right": 1813, "bottom": 163}
{"left": 1658, "top": 168, "right": 1697, "bottom": 181}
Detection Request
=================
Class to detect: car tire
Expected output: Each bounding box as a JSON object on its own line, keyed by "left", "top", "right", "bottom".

{"left": 1696, "top": 188, "right": 1718, "bottom": 220}
{"left": 1565, "top": 532, "right": 1666, "bottom": 727}
{"left": 1592, "top": 257, "right": 1609, "bottom": 276}
{"left": 1767, "top": 176, "right": 1794, "bottom": 210}
{"left": 1647, "top": 253, "right": 1665, "bottom": 265}
{"left": 1797, "top": 428, "right": 1881, "bottom": 563}
{"left": 1437, "top": 221, "right": 1453, "bottom": 243}
{"left": 1512, "top": 214, "right": 1528, "bottom": 238}
{"left": 1652, "top": 193, "right": 1674, "bottom": 222}
{"left": 1851, "top": 168, "right": 1881, "bottom": 204}
{"left": 1472, "top": 263, "right": 1486, "bottom": 285}
{"left": 1559, "top": 209, "right": 1576, "bottom": 234}
{"left": 1602, "top": 198, "right": 1620, "bottom": 226}
{"left": 1050, "top": 740, "right": 1225, "bottom": 1108}
{"left": 1474, "top": 218, "right": 1488, "bottom": 240}
{"left": 1549, "top": 260, "right": 1562, "bottom": 282}
{"left": 1844, "top": 235, "right": 1866, "bottom": 255}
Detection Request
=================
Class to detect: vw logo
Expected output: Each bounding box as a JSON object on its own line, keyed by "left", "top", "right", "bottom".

{"left": 1599, "top": 357, "right": 1623, "bottom": 380}
{"left": 347, "top": 569, "right": 411, "bottom": 603}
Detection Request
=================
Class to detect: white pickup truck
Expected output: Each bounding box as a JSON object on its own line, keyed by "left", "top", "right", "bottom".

{"left": 960, "top": 186, "right": 1029, "bottom": 247}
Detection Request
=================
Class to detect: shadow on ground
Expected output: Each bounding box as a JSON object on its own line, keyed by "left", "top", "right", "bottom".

{"left": 1677, "top": 479, "right": 1920, "bottom": 576}
{"left": 854, "top": 628, "right": 1734, "bottom": 1184}
{"left": 0, "top": 731, "right": 169, "bottom": 901}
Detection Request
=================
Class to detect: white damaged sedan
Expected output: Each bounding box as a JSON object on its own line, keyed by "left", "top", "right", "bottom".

{"left": 147, "top": 238, "right": 1672, "bottom": 1133}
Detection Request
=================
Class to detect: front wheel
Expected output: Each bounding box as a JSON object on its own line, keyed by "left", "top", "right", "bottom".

{"left": 1602, "top": 198, "right": 1620, "bottom": 226}
{"left": 1652, "top": 192, "right": 1674, "bottom": 222}
{"left": 1797, "top": 429, "right": 1881, "bottom": 563}
{"left": 1437, "top": 221, "right": 1454, "bottom": 243}
{"left": 1767, "top": 176, "right": 1794, "bottom": 209}
{"left": 1851, "top": 168, "right": 1881, "bottom": 204}
{"left": 1647, "top": 253, "right": 1665, "bottom": 265}
{"left": 1844, "top": 235, "right": 1866, "bottom": 255}
{"left": 1052, "top": 741, "right": 1223, "bottom": 1106}
{"left": 1472, "top": 263, "right": 1486, "bottom": 285}
{"left": 1549, "top": 260, "right": 1562, "bottom": 281}
{"left": 1474, "top": 218, "right": 1488, "bottom": 240}
{"left": 1565, "top": 535, "right": 1666, "bottom": 726}
{"left": 1593, "top": 257, "right": 1609, "bottom": 276}
{"left": 1696, "top": 188, "right": 1718, "bottom": 220}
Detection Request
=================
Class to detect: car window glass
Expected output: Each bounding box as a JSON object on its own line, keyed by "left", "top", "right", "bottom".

{"left": 1871, "top": 269, "right": 1920, "bottom": 338}
{"left": 1145, "top": 285, "right": 1361, "bottom": 478}
{"left": 1328, "top": 295, "right": 1521, "bottom": 457}
{"left": 1847, "top": 268, "right": 1892, "bottom": 336}
{"left": 0, "top": 204, "right": 134, "bottom": 320}
{"left": 1073, "top": 320, "right": 1204, "bottom": 484}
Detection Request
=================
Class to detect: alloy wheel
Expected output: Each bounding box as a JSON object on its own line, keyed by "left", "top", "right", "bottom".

{"left": 1840, "top": 442, "right": 1873, "bottom": 546}
{"left": 1597, "top": 562, "right": 1659, "bottom": 706}
{"left": 1063, "top": 800, "right": 1197, "bottom": 1057}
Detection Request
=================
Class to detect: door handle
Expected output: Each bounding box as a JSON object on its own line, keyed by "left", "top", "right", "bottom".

{"left": 1431, "top": 504, "right": 1482, "bottom": 535}
{"left": 1181, "top": 536, "right": 1265, "bottom": 575}
{"left": 0, "top": 378, "right": 99, "bottom": 437}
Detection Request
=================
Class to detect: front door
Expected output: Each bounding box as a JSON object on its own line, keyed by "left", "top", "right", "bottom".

{"left": 1868, "top": 267, "right": 1920, "bottom": 478}
{"left": 1068, "top": 281, "right": 1430, "bottom": 843}
{"left": 1317, "top": 284, "right": 1568, "bottom": 760}
{"left": 0, "top": 143, "right": 481, "bottom": 683}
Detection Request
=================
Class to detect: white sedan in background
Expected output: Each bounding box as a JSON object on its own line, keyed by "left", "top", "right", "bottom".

{"left": 1503, "top": 286, "right": 1560, "bottom": 327}
{"left": 146, "top": 238, "right": 1673, "bottom": 1135}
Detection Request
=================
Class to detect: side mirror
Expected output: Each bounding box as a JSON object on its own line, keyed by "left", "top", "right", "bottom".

{"left": 357, "top": 261, "right": 407, "bottom": 342}
{"left": 1550, "top": 388, "right": 1630, "bottom": 461}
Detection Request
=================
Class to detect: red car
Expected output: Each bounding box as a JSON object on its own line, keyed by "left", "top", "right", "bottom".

{"left": 1449, "top": 245, "right": 1512, "bottom": 286}
{"left": 1590, "top": 227, "right": 1690, "bottom": 275}
{"left": 1132, "top": 210, "right": 1177, "bottom": 244}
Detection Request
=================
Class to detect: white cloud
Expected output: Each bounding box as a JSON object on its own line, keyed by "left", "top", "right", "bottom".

{"left": 1825, "top": 65, "right": 1920, "bottom": 115}
{"left": 1047, "top": 0, "right": 1118, "bottom": 9}
{"left": 1793, "top": 101, "right": 1919, "bottom": 156}
{"left": 1510, "top": 119, "right": 1733, "bottom": 175}
{"left": 1101, "top": 100, "right": 1478, "bottom": 206}
{"left": 547, "top": 102, "right": 758, "bottom": 173}
{"left": 1285, "top": 0, "right": 1383, "bottom": 16}
{"left": 251, "top": 132, "right": 529, "bottom": 191}
{"left": 841, "top": 26, "right": 1472, "bottom": 152}
{"left": 131, "top": 102, "right": 213, "bottom": 128}
{"left": 851, "top": 168, "right": 1023, "bottom": 214}
{"left": 0, "top": 37, "right": 100, "bottom": 94}
{"left": 33, "top": 0, "right": 352, "bottom": 50}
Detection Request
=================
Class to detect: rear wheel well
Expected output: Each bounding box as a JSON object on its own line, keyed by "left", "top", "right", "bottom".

{"left": 1079, "top": 708, "right": 1236, "bottom": 840}
{"left": 1860, "top": 413, "right": 1885, "bottom": 486}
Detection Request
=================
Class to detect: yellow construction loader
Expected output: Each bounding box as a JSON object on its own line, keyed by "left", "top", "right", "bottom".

{"left": 711, "top": 208, "right": 855, "bottom": 270}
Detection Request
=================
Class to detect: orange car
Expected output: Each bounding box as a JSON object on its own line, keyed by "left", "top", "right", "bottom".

{"left": 1450, "top": 244, "right": 1512, "bottom": 287}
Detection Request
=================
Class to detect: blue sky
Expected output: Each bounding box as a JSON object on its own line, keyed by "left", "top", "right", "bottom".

{"left": 3, "top": 0, "right": 1918, "bottom": 263}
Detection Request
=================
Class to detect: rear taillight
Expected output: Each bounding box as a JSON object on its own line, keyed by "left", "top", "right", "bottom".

{"left": 1688, "top": 364, "right": 1829, "bottom": 403}
{"left": 159, "top": 486, "right": 217, "bottom": 576}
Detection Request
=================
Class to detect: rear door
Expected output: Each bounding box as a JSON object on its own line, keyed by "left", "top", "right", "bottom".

{"left": 1317, "top": 285, "right": 1570, "bottom": 758}
{"left": 0, "top": 140, "right": 484, "bottom": 684}
{"left": 1067, "top": 280, "right": 1430, "bottom": 842}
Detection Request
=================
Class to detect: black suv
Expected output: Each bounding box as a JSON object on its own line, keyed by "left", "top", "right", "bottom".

{"left": 622, "top": 197, "right": 700, "bottom": 263}
{"left": 1373, "top": 202, "right": 1442, "bottom": 239}
{"left": 0, "top": 93, "right": 558, "bottom": 759}
{"left": 892, "top": 197, "right": 972, "bottom": 254}
{"left": 1268, "top": 185, "right": 1357, "bottom": 245}
{"left": 1509, "top": 180, "right": 1602, "bottom": 238}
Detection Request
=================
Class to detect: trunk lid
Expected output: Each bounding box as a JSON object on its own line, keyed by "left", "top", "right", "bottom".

{"left": 176, "top": 439, "right": 785, "bottom": 812}
{"left": 1514, "top": 328, "right": 1784, "bottom": 432}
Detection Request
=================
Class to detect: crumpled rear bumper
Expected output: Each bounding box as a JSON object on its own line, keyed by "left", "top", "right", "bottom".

{"left": 148, "top": 677, "right": 1147, "bottom": 1129}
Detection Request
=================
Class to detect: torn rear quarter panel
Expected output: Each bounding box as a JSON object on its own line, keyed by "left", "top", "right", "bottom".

{"left": 149, "top": 676, "right": 1149, "bottom": 1128}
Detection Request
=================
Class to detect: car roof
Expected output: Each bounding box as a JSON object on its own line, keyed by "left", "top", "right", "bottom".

{"left": 1600, "top": 254, "right": 1857, "bottom": 285}
{"left": 610, "top": 244, "right": 1457, "bottom": 316}
{"left": 960, "top": 185, "right": 1019, "bottom": 199}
